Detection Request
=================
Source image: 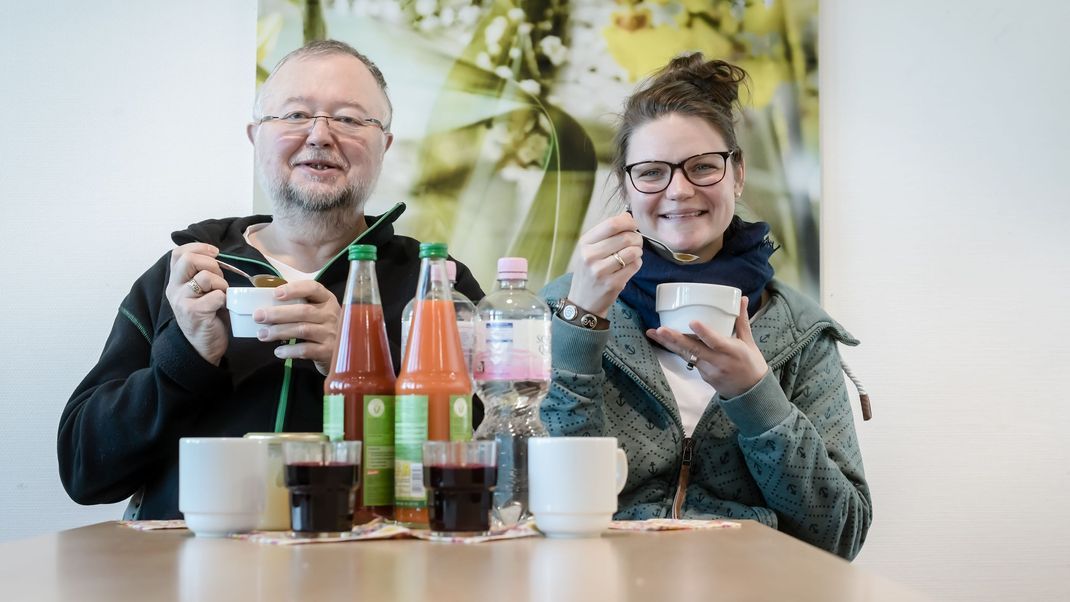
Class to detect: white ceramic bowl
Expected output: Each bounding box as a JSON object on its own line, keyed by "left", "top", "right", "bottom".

{"left": 655, "top": 283, "right": 741, "bottom": 336}
{"left": 225, "top": 287, "right": 302, "bottom": 338}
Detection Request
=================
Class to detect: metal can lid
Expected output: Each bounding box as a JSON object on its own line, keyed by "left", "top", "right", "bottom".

{"left": 243, "top": 432, "right": 329, "bottom": 443}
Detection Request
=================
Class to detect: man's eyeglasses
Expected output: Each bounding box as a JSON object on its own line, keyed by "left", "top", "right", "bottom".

{"left": 257, "top": 112, "right": 388, "bottom": 137}
{"left": 624, "top": 150, "right": 737, "bottom": 194}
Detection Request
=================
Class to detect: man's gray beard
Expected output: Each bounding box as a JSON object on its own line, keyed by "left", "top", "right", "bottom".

{"left": 272, "top": 180, "right": 370, "bottom": 217}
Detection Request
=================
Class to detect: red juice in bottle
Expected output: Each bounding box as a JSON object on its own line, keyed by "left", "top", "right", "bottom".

{"left": 394, "top": 242, "right": 473, "bottom": 527}
{"left": 323, "top": 244, "right": 396, "bottom": 523}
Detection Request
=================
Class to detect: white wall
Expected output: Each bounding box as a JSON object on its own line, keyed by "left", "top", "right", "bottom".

{"left": 1, "top": 1, "right": 1067, "bottom": 600}
{"left": 0, "top": 1, "right": 256, "bottom": 536}
{"left": 821, "top": 1, "right": 1070, "bottom": 600}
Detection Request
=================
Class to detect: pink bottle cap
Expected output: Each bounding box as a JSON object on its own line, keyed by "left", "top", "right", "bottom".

{"left": 446, "top": 260, "right": 457, "bottom": 283}
{"left": 497, "top": 257, "right": 527, "bottom": 279}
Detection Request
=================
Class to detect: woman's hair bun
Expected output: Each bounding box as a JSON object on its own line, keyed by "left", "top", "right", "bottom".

{"left": 655, "top": 52, "right": 747, "bottom": 112}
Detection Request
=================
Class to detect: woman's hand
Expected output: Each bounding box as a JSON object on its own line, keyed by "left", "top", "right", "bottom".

{"left": 567, "top": 214, "right": 644, "bottom": 317}
{"left": 646, "top": 296, "right": 768, "bottom": 398}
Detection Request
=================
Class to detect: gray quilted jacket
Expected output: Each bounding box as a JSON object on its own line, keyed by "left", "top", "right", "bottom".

{"left": 540, "top": 275, "right": 872, "bottom": 560}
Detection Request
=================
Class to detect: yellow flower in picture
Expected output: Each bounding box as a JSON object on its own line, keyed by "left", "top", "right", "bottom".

{"left": 603, "top": 15, "right": 733, "bottom": 81}
{"left": 735, "top": 57, "right": 791, "bottom": 109}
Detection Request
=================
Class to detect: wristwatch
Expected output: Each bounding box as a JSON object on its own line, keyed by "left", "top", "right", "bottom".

{"left": 556, "top": 298, "right": 610, "bottom": 330}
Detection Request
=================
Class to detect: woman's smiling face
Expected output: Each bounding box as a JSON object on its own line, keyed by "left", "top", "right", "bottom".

{"left": 624, "top": 113, "right": 744, "bottom": 262}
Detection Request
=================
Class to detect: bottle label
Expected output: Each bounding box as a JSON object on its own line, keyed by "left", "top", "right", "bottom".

{"left": 323, "top": 394, "right": 345, "bottom": 442}
{"left": 450, "top": 394, "right": 473, "bottom": 441}
{"left": 394, "top": 394, "right": 428, "bottom": 508}
{"left": 362, "top": 394, "right": 395, "bottom": 507}
{"left": 473, "top": 319, "right": 552, "bottom": 381}
{"left": 457, "top": 319, "right": 474, "bottom": 372}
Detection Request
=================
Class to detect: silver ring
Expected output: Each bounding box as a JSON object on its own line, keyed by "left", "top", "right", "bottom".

{"left": 186, "top": 278, "right": 204, "bottom": 296}
{"left": 611, "top": 251, "right": 626, "bottom": 269}
{"left": 685, "top": 351, "right": 698, "bottom": 371}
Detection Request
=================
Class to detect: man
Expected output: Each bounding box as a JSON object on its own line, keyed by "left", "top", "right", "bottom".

{"left": 57, "top": 40, "right": 484, "bottom": 520}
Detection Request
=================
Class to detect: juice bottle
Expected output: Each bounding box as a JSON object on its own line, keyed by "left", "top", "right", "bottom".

{"left": 323, "top": 243, "right": 396, "bottom": 523}
{"left": 400, "top": 260, "right": 477, "bottom": 375}
{"left": 394, "top": 242, "right": 473, "bottom": 527}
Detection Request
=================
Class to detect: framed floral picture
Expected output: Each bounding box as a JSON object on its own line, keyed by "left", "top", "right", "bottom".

{"left": 255, "top": 0, "right": 820, "bottom": 295}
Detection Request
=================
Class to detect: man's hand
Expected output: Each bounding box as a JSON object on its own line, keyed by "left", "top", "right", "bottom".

{"left": 165, "top": 243, "right": 229, "bottom": 366}
{"left": 253, "top": 281, "right": 341, "bottom": 375}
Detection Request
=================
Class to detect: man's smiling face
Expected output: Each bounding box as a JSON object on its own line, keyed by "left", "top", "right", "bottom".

{"left": 249, "top": 53, "right": 393, "bottom": 216}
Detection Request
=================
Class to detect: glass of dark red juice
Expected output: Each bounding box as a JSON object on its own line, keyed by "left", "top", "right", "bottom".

{"left": 422, "top": 440, "right": 498, "bottom": 536}
{"left": 282, "top": 440, "right": 362, "bottom": 534}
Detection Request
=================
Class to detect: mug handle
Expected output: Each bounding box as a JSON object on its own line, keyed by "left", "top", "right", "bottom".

{"left": 614, "top": 449, "right": 628, "bottom": 493}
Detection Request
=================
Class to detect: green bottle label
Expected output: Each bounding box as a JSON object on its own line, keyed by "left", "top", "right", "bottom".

{"left": 323, "top": 394, "right": 344, "bottom": 441}
{"left": 362, "top": 394, "right": 395, "bottom": 507}
{"left": 449, "top": 394, "right": 473, "bottom": 441}
{"left": 394, "top": 394, "right": 428, "bottom": 509}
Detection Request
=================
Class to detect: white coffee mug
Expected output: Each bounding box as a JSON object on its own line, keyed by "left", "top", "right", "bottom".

{"left": 179, "top": 437, "right": 269, "bottom": 537}
{"left": 528, "top": 437, "right": 628, "bottom": 538}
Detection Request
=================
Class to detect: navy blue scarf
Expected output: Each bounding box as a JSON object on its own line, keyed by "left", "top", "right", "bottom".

{"left": 618, "top": 217, "right": 777, "bottom": 331}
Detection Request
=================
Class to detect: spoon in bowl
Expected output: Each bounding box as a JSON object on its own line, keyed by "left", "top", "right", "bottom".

{"left": 637, "top": 232, "right": 701, "bottom": 263}
{"left": 216, "top": 259, "right": 287, "bottom": 288}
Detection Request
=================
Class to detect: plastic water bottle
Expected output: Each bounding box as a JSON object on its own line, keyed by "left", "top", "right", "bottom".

{"left": 472, "top": 257, "right": 551, "bottom": 527}
{"left": 401, "top": 260, "right": 477, "bottom": 374}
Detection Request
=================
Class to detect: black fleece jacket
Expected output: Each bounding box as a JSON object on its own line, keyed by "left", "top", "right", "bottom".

{"left": 57, "top": 204, "right": 485, "bottom": 519}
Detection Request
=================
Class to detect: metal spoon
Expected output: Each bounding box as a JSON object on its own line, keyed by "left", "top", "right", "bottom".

{"left": 216, "top": 259, "right": 287, "bottom": 288}
{"left": 638, "top": 232, "right": 701, "bottom": 263}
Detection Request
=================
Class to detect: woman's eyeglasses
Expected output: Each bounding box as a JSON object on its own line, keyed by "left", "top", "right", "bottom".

{"left": 624, "top": 150, "right": 736, "bottom": 194}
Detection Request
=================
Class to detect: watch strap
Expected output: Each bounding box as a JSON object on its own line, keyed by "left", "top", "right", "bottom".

{"left": 555, "top": 298, "right": 610, "bottom": 331}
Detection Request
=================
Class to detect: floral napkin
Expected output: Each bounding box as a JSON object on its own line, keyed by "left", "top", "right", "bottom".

{"left": 237, "top": 518, "right": 541, "bottom": 545}
{"left": 609, "top": 519, "right": 741, "bottom": 531}
{"left": 119, "top": 520, "right": 189, "bottom": 531}
{"left": 122, "top": 517, "right": 541, "bottom": 545}
{"left": 119, "top": 517, "right": 738, "bottom": 539}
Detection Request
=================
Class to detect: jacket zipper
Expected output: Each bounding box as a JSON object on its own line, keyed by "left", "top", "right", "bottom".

{"left": 602, "top": 350, "right": 695, "bottom": 520}
{"left": 602, "top": 351, "right": 675, "bottom": 417}
{"left": 671, "top": 437, "right": 695, "bottom": 519}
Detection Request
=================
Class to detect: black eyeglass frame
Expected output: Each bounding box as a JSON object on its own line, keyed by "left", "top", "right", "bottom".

{"left": 623, "top": 150, "right": 738, "bottom": 194}
{"left": 256, "top": 112, "right": 389, "bottom": 135}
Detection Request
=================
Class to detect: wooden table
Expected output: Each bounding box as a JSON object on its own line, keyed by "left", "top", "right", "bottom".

{"left": 0, "top": 521, "right": 926, "bottom": 601}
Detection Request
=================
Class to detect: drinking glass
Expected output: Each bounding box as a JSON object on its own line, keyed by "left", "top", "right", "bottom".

{"left": 422, "top": 440, "right": 498, "bottom": 536}
{"left": 282, "top": 440, "right": 362, "bottom": 533}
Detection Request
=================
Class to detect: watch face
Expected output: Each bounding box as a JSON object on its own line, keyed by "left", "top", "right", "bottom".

{"left": 561, "top": 304, "right": 578, "bottom": 321}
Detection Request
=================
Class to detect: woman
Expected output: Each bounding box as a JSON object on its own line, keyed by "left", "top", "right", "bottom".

{"left": 540, "top": 54, "right": 872, "bottom": 559}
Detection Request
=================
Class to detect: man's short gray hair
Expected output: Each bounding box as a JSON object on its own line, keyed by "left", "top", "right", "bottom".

{"left": 255, "top": 39, "right": 393, "bottom": 126}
